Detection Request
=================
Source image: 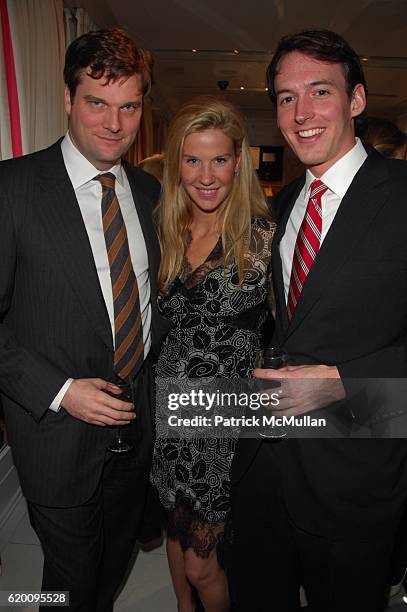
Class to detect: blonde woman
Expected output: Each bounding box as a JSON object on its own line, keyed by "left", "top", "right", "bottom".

{"left": 151, "top": 96, "right": 275, "bottom": 612}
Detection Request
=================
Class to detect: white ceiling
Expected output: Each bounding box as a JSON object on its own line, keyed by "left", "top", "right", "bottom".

{"left": 66, "top": 0, "right": 407, "bottom": 133}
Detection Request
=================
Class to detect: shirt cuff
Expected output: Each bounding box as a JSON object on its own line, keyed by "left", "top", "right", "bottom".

{"left": 49, "top": 378, "right": 74, "bottom": 412}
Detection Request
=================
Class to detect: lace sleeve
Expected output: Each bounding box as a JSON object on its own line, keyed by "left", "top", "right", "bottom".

{"left": 268, "top": 258, "right": 276, "bottom": 318}
{"left": 248, "top": 217, "right": 276, "bottom": 316}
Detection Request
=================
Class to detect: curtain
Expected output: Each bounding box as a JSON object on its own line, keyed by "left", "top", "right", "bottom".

{"left": 0, "top": 1, "right": 13, "bottom": 159}
{"left": 153, "top": 111, "right": 167, "bottom": 156}
{"left": 64, "top": 7, "right": 98, "bottom": 47}
{"left": 7, "top": 0, "right": 66, "bottom": 154}
{"left": 127, "top": 98, "right": 168, "bottom": 165}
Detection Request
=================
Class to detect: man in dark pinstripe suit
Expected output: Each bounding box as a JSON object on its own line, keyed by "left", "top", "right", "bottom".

{"left": 0, "top": 28, "right": 168, "bottom": 611}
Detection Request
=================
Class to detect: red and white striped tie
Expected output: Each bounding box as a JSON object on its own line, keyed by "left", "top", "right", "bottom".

{"left": 287, "top": 179, "right": 328, "bottom": 319}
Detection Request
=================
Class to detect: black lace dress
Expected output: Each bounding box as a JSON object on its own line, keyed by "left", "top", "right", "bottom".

{"left": 151, "top": 217, "right": 275, "bottom": 558}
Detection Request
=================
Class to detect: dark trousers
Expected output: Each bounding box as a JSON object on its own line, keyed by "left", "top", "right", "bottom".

{"left": 27, "top": 356, "right": 157, "bottom": 611}
{"left": 231, "top": 441, "right": 395, "bottom": 612}
{"left": 29, "top": 445, "right": 150, "bottom": 612}
{"left": 390, "top": 508, "right": 407, "bottom": 585}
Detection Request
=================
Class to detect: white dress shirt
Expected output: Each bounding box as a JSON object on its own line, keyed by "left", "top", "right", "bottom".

{"left": 280, "top": 138, "right": 367, "bottom": 302}
{"left": 50, "top": 132, "right": 151, "bottom": 411}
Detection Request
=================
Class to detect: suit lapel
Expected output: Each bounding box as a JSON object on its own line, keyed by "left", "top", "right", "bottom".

{"left": 122, "top": 161, "right": 160, "bottom": 289}
{"left": 36, "top": 141, "right": 113, "bottom": 350}
{"left": 285, "top": 150, "right": 391, "bottom": 339}
{"left": 272, "top": 178, "right": 304, "bottom": 336}
{"left": 123, "top": 162, "right": 173, "bottom": 352}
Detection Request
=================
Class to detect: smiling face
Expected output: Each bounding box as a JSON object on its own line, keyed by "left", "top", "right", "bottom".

{"left": 64, "top": 70, "right": 143, "bottom": 170}
{"left": 180, "top": 128, "right": 239, "bottom": 218}
{"left": 275, "top": 51, "right": 366, "bottom": 177}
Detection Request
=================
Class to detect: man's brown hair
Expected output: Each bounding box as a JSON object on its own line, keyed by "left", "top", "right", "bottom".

{"left": 64, "top": 27, "right": 153, "bottom": 99}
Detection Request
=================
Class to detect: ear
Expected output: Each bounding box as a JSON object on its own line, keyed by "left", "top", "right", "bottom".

{"left": 350, "top": 83, "right": 366, "bottom": 118}
{"left": 64, "top": 86, "right": 72, "bottom": 116}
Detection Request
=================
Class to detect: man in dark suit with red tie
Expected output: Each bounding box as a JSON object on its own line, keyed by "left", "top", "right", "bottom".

{"left": 232, "top": 29, "right": 407, "bottom": 612}
{"left": 0, "top": 28, "right": 168, "bottom": 610}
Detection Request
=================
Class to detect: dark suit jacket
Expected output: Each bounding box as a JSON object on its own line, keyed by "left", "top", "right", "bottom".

{"left": 0, "top": 139, "right": 169, "bottom": 507}
{"left": 232, "top": 148, "right": 407, "bottom": 540}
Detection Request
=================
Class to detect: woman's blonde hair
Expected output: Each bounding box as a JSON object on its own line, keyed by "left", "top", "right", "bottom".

{"left": 156, "top": 96, "right": 270, "bottom": 291}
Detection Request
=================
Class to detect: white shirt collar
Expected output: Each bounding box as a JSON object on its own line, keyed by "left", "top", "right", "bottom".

{"left": 61, "top": 131, "right": 125, "bottom": 190}
{"left": 304, "top": 137, "right": 367, "bottom": 199}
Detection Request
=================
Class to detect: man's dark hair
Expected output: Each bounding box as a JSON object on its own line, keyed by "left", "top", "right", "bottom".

{"left": 266, "top": 29, "right": 367, "bottom": 105}
{"left": 64, "top": 27, "right": 153, "bottom": 99}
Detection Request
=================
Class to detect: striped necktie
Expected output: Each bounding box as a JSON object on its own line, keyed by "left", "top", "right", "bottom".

{"left": 95, "top": 172, "right": 144, "bottom": 380}
{"left": 287, "top": 179, "right": 328, "bottom": 319}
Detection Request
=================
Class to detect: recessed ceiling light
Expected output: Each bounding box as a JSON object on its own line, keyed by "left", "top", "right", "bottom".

{"left": 234, "top": 49, "right": 239, "bottom": 54}
{"left": 192, "top": 48, "right": 197, "bottom": 53}
{"left": 240, "top": 86, "right": 245, "bottom": 90}
{"left": 360, "top": 56, "right": 368, "bottom": 62}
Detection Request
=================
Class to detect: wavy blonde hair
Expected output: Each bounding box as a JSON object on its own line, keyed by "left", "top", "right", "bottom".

{"left": 156, "top": 96, "right": 270, "bottom": 291}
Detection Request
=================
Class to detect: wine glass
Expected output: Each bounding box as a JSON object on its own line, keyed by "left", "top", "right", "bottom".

{"left": 262, "top": 346, "right": 288, "bottom": 369}
{"left": 106, "top": 375, "right": 134, "bottom": 453}
{"left": 259, "top": 346, "right": 288, "bottom": 438}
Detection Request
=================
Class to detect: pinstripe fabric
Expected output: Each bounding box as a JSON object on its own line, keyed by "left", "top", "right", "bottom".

{"left": 0, "top": 140, "right": 165, "bottom": 507}
{"left": 96, "top": 173, "right": 144, "bottom": 381}
{"left": 287, "top": 179, "right": 328, "bottom": 319}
